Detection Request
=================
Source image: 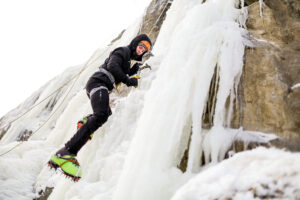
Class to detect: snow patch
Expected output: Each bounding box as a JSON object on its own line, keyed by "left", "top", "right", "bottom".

{"left": 291, "top": 83, "right": 300, "bottom": 90}
{"left": 171, "top": 147, "right": 300, "bottom": 200}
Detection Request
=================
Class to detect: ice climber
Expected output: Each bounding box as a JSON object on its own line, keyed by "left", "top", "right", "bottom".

{"left": 48, "top": 34, "right": 152, "bottom": 181}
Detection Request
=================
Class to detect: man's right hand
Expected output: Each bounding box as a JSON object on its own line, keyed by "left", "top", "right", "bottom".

{"left": 125, "top": 77, "right": 138, "bottom": 87}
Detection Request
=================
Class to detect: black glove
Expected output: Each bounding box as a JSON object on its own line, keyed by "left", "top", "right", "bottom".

{"left": 129, "top": 63, "right": 142, "bottom": 76}
{"left": 125, "top": 77, "right": 138, "bottom": 87}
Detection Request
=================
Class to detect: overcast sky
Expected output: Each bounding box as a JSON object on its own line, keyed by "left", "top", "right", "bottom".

{"left": 0, "top": 0, "right": 151, "bottom": 117}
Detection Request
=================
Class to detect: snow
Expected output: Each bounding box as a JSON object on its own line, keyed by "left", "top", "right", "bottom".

{"left": 291, "top": 83, "right": 300, "bottom": 90}
{"left": 171, "top": 147, "right": 300, "bottom": 200}
{"left": 0, "top": 0, "right": 299, "bottom": 200}
{"left": 0, "top": 141, "right": 54, "bottom": 200}
{"left": 202, "top": 127, "right": 278, "bottom": 164}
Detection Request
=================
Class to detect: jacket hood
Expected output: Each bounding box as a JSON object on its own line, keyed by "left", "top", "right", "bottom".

{"left": 128, "top": 34, "right": 152, "bottom": 60}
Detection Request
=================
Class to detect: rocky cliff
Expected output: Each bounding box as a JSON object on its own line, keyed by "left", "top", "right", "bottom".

{"left": 236, "top": 0, "right": 300, "bottom": 150}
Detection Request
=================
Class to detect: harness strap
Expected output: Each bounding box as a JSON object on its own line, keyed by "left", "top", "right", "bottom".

{"left": 99, "top": 68, "right": 115, "bottom": 84}
{"left": 89, "top": 86, "right": 108, "bottom": 98}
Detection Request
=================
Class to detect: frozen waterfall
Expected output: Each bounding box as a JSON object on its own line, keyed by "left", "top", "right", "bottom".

{"left": 1, "top": 0, "right": 299, "bottom": 200}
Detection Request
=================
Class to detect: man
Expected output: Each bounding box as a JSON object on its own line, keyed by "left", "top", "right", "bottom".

{"left": 48, "top": 34, "right": 152, "bottom": 181}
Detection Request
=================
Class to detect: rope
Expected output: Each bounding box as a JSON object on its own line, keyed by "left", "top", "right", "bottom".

{"left": 0, "top": 74, "right": 77, "bottom": 130}
{"left": 0, "top": 74, "right": 77, "bottom": 156}
{"left": 0, "top": 0, "right": 173, "bottom": 157}
{"left": 0, "top": 49, "right": 99, "bottom": 131}
{"left": 0, "top": 50, "right": 104, "bottom": 157}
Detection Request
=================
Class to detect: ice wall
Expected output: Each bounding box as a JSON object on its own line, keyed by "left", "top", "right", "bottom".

{"left": 0, "top": 0, "right": 287, "bottom": 200}
{"left": 113, "top": 0, "right": 250, "bottom": 199}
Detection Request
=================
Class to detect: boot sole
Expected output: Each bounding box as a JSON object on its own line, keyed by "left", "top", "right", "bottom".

{"left": 47, "top": 160, "right": 81, "bottom": 182}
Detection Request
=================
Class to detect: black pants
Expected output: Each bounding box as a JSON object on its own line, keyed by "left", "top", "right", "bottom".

{"left": 65, "top": 86, "right": 111, "bottom": 155}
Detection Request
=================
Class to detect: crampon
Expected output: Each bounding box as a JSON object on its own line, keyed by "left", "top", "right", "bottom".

{"left": 47, "top": 155, "right": 82, "bottom": 182}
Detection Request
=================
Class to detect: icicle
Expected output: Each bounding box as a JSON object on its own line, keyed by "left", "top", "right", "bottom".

{"left": 291, "top": 83, "right": 300, "bottom": 90}
{"left": 259, "top": 0, "right": 264, "bottom": 18}
{"left": 240, "top": 0, "right": 244, "bottom": 8}
{"left": 238, "top": 1, "right": 248, "bottom": 28}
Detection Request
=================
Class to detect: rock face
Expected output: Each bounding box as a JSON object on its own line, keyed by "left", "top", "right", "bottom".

{"left": 139, "top": 0, "right": 172, "bottom": 44}
{"left": 236, "top": 0, "right": 300, "bottom": 150}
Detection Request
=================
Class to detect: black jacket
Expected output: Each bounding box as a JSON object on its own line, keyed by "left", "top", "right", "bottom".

{"left": 86, "top": 34, "right": 152, "bottom": 92}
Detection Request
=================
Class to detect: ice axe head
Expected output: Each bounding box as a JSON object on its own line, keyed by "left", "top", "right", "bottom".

{"left": 139, "top": 63, "right": 152, "bottom": 71}
{"left": 142, "top": 52, "right": 154, "bottom": 61}
{"left": 144, "top": 63, "right": 152, "bottom": 70}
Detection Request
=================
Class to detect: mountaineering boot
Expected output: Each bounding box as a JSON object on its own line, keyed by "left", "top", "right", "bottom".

{"left": 77, "top": 115, "right": 94, "bottom": 141}
{"left": 48, "top": 146, "right": 82, "bottom": 182}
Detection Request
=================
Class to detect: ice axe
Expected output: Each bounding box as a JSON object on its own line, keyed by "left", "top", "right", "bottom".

{"left": 139, "top": 63, "right": 152, "bottom": 71}
{"left": 133, "top": 63, "right": 152, "bottom": 88}
{"left": 134, "top": 51, "right": 153, "bottom": 78}
{"left": 115, "top": 63, "right": 152, "bottom": 89}
{"left": 135, "top": 63, "right": 152, "bottom": 78}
